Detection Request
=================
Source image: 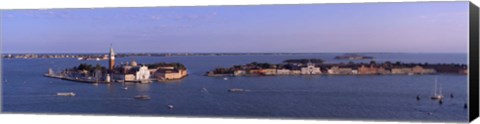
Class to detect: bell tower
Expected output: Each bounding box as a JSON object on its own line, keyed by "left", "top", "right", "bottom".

{"left": 109, "top": 44, "right": 115, "bottom": 71}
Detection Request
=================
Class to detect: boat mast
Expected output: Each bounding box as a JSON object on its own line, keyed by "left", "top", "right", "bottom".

{"left": 434, "top": 77, "right": 438, "bottom": 96}
{"left": 439, "top": 84, "right": 442, "bottom": 95}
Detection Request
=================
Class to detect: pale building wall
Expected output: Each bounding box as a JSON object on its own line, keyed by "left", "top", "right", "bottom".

{"left": 136, "top": 66, "right": 151, "bottom": 80}
{"left": 276, "top": 69, "right": 291, "bottom": 75}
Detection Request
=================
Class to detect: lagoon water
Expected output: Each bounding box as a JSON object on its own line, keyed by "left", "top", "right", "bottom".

{"left": 2, "top": 53, "right": 469, "bottom": 122}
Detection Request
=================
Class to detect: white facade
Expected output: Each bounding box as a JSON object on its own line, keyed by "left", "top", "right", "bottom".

{"left": 300, "top": 63, "right": 321, "bottom": 75}
{"left": 135, "top": 66, "right": 151, "bottom": 80}
{"left": 234, "top": 70, "right": 246, "bottom": 76}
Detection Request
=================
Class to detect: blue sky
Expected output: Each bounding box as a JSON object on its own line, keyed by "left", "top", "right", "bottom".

{"left": 1, "top": 2, "right": 469, "bottom": 53}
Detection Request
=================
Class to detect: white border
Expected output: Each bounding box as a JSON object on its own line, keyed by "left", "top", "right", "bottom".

{"left": 0, "top": 0, "right": 479, "bottom": 124}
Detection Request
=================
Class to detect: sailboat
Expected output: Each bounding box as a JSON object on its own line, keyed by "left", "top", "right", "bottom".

{"left": 430, "top": 77, "right": 444, "bottom": 100}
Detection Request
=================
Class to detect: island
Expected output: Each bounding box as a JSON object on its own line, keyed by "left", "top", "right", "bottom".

{"left": 45, "top": 61, "right": 188, "bottom": 84}
{"left": 206, "top": 58, "right": 468, "bottom": 77}
{"left": 334, "top": 54, "right": 374, "bottom": 60}
{"left": 44, "top": 46, "right": 188, "bottom": 83}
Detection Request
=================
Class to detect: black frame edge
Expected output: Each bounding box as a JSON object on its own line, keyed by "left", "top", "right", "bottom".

{"left": 469, "top": 1, "right": 480, "bottom": 122}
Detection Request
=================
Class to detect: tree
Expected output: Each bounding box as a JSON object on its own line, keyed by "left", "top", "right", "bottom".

{"left": 395, "top": 61, "right": 402, "bottom": 66}
{"left": 348, "top": 61, "right": 355, "bottom": 65}
{"left": 369, "top": 61, "right": 376, "bottom": 65}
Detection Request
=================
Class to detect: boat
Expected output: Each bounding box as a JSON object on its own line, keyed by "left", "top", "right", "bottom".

{"left": 57, "top": 92, "right": 76, "bottom": 96}
{"left": 134, "top": 95, "right": 151, "bottom": 100}
{"left": 201, "top": 88, "right": 208, "bottom": 93}
{"left": 430, "top": 77, "right": 444, "bottom": 100}
{"left": 223, "top": 77, "right": 228, "bottom": 80}
{"left": 123, "top": 87, "right": 128, "bottom": 90}
{"left": 167, "top": 105, "right": 174, "bottom": 109}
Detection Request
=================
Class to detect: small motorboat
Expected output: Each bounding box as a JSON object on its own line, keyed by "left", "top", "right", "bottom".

{"left": 134, "top": 95, "right": 151, "bottom": 100}
{"left": 123, "top": 87, "right": 128, "bottom": 90}
{"left": 57, "top": 92, "right": 76, "bottom": 96}
{"left": 223, "top": 77, "right": 228, "bottom": 80}
{"left": 431, "top": 95, "right": 444, "bottom": 100}
{"left": 167, "top": 105, "right": 174, "bottom": 109}
{"left": 201, "top": 88, "right": 208, "bottom": 93}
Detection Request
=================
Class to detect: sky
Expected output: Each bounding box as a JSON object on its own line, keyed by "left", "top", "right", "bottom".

{"left": 1, "top": 1, "right": 470, "bottom": 53}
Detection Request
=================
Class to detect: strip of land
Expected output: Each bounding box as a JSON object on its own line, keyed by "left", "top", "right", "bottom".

{"left": 206, "top": 59, "right": 468, "bottom": 76}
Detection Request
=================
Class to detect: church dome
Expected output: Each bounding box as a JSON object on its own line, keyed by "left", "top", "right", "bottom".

{"left": 131, "top": 60, "right": 138, "bottom": 67}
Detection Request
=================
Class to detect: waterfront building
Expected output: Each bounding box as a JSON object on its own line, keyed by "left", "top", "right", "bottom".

{"left": 276, "top": 69, "right": 291, "bottom": 75}
{"left": 154, "top": 67, "right": 188, "bottom": 80}
{"left": 352, "top": 70, "right": 359, "bottom": 74}
{"left": 377, "top": 67, "right": 391, "bottom": 75}
{"left": 113, "top": 74, "right": 136, "bottom": 81}
{"left": 291, "top": 70, "right": 302, "bottom": 75}
{"left": 328, "top": 66, "right": 354, "bottom": 75}
{"left": 260, "top": 69, "right": 277, "bottom": 75}
{"left": 112, "top": 60, "right": 151, "bottom": 82}
{"left": 411, "top": 66, "right": 424, "bottom": 74}
{"left": 340, "top": 68, "right": 354, "bottom": 74}
{"left": 412, "top": 65, "right": 436, "bottom": 74}
{"left": 248, "top": 69, "right": 262, "bottom": 75}
{"left": 234, "top": 70, "right": 246, "bottom": 76}
{"left": 120, "top": 65, "right": 133, "bottom": 74}
{"left": 424, "top": 69, "right": 436, "bottom": 74}
{"left": 300, "top": 62, "right": 321, "bottom": 75}
{"left": 134, "top": 66, "right": 151, "bottom": 80}
{"left": 358, "top": 65, "right": 379, "bottom": 74}
{"left": 391, "top": 68, "right": 413, "bottom": 74}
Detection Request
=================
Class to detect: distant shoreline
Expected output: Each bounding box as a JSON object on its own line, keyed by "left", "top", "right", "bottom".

{"left": 2, "top": 52, "right": 468, "bottom": 59}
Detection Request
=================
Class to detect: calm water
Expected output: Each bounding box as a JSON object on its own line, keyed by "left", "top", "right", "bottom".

{"left": 2, "top": 53, "right": 469, "bottom": 122}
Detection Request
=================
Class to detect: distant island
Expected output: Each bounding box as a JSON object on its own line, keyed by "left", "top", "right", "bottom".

{"left": 334, "top": 54, "right": 374, "bottom": 60}
{"left": 44, "top": 46, "right": 188, "bottom": 83}
{"left": 206, "top": 58, "right": 468, "bottom": 77}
